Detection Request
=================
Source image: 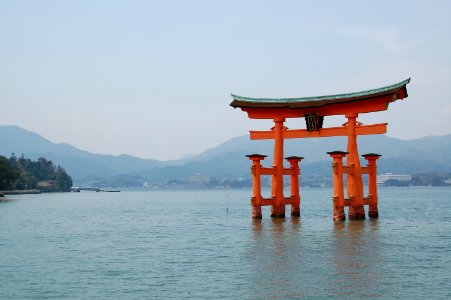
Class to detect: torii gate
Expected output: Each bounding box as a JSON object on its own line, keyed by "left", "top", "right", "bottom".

{"left": 230, "top": 78, "right": 410, "bottom": 220}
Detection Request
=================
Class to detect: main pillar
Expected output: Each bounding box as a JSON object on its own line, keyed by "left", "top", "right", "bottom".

{"left": 271, "top": 117, "right": 286, "bottom": 218}
{"left": 346, "top": 113, "right": 365, "bottom": 220}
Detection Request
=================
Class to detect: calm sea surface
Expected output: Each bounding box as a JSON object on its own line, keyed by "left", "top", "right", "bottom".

{"left": 1, "top": 187, "right": 450, "bottom": 299}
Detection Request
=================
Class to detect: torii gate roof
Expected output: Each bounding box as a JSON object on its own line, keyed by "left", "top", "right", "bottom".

{"left": 230, "top": 78, "right": 410, "bottom": 114}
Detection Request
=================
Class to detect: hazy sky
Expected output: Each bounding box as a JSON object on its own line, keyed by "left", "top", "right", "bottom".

{"left": 1, "top": 0, "right": 451, "bottom": 160}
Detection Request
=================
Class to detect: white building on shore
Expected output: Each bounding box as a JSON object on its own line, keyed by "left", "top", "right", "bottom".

{"left": 377, "top": 173, "right": 412, "bottom": 185}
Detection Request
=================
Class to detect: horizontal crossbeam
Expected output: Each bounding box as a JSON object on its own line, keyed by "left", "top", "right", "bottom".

{"left": 253, "top": 197, "right": 295, "bottom": 206}
{"left": 343, "top": 197, "right": 371, "bottom": 206}
{"left": 250, "top": 123, "right": 387, "bottom": 140}
{"left": 258, "top": 167, "right": 295, "bottom": 176}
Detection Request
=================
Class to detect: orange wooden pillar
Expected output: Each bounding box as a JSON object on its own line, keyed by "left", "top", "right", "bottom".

{"left": 285, "top": 156, "right": 303, "bottom": 217}
{"left": 345, "top": 113, "right": 365, "bottom": 220}
{"left": 362, "top": 153, "right": 381, "bottom": 218}
{"left": 246, "top": 154, "right": 267, "bottom": 219}
{"left": 271, "top": 117, "right": 286, "bottom": 218}
{"left": 328, "top": 151, "right": 347, "bottom": 221}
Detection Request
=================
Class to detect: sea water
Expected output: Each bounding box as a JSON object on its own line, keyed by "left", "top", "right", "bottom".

{"left": 1, "top": 187, "right": 450, "bottom": 299}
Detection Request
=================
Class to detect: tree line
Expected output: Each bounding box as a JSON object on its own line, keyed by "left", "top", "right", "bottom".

{"left": 0, "top": 154, "right": 72, "bottom": 191}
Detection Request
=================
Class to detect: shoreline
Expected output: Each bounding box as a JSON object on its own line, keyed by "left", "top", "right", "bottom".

{"left": 1, "top": 189, "right": 41, "bottom": 196}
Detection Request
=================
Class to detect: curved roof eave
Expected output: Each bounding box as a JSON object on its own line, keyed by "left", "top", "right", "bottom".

{"left": 230, "top": 78, "right": 410, "bottom": 109}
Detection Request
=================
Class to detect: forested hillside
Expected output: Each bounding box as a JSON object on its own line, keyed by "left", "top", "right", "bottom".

{"left": 0, "top": 154, "right": 72, "bottom": 191}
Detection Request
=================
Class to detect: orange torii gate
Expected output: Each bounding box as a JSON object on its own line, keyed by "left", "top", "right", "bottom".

{"left": 230, "top": 79, "right": 410, "bottom": 220}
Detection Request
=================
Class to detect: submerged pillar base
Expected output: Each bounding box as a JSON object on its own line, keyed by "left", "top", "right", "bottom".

{"left": 271, "top": 206, "right": 286, "bottom": 218}
{"left": 291, "top": 201, "right": 300, "bottom": 217}
{"left": 368, "top": 205, "right": 379, "bottom": 218}
{"left": 333, "top": 209, "right": 346, "bottom": 221}
{"left": 348, "top": 205, "right": 366, "bottom": 220}
{"left": 271, "top": 196, "right": 286, "bottom": 218}
{"left": 271, "top": 213, "right": 286, "bottom": 218}
{"left": 252, "top": 206, "right": 262, "bottom": 219}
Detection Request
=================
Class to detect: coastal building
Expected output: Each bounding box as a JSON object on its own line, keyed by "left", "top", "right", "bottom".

{"left": 188, "top": 173, "right": 210, "bottom": 184}
{"left": 377, "top": 173, "right": 412, "bottom": 185}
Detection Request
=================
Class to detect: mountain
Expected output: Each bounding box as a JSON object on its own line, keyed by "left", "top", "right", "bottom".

{"left": 134, "top": 133, "right": 451, "bottom": 181}
{"left": 0, "top": 126, "right": 163, "bottom": 179}
{"left": 188, "top": 133, "right": 451, "bottom": 166}
{"left": 1, "top": 125, "right": 451, "bottom": 186}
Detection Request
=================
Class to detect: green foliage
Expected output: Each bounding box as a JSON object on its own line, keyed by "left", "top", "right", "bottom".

{"left": 411, "top": 172, "right": 450, "bottom": 186}
{"left": 0, "top": 156, "right": 19, "bottom": 189}
{"left": 1, "top": 154, "right": 72, "bottom": 191}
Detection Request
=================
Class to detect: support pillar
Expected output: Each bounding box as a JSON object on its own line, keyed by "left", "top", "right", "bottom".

{"left": 363, "top": 153, "right": 382, "bottom": 218}
{"left": 327, "top": 151, "right": 347, "bottom": 221}
{"left": 271, "top": 117, "right": 286, "bottom": 218}
{"left": 345, "top": 113, "right": 365, "bottom": 220}
{"left": 246, "top": 154, "right": 267, "bottom": 219}
{"left": 285, "top": 156, "right": 303, "bottom": 217}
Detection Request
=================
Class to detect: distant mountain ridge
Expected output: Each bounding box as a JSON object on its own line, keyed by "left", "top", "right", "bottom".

{"left": 136, "top": 134, "right": 451, "bottom": 181}
{"left": 0, "top": 126, "right": 163, "bottom": 178}
{"left": 1, "top": 125, "right": 450, "bottom": 185}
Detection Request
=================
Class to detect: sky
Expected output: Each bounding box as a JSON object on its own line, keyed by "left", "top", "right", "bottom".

{"left": 1, "top": 0, "right": 451, "bottom": 160}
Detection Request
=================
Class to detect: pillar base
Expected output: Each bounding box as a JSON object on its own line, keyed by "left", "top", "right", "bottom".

{"left": 291, "top": 206, "right": 300, "bottom": 217}
{"left": 271, "top": 213, "right": 286, "bottom": 218}
{"left": 348, "top": 205, "right": 366, "bottom": 220}
{"left": 368, "top": 205, "right": 379, "bottom": 218}
{"left": 271, "top": 204, "right": 285, "bottom": 218}
{"left": 333, "top": 209, "right": 346, "bottom": 221}
{"left": 252, "top": 206, "right": 262, "bottom": 219}
{"left": 271, "top": 211, "right": 285, "bottom": 219}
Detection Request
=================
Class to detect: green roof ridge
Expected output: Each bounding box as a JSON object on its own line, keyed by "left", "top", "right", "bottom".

{"left": 231, "top": 78, "right": 410, "bottom": 103}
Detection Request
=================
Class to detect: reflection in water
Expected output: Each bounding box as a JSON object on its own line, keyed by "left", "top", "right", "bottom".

{"left": 291, "top": 216, "right": 301, "bottom": 233}
{"left": 249, "top": 218, "right": 305, "bottom": 299}
{"left": 252, "top": 217, "right": 300, "bottom": 239}
{"left": 248, "top": 218, "right": 383, "bottom": 299}
{"left": 251, "top": 219, "right": 263, "bottom": 239}
{"left": 331, "top": 219, "right": 383, "bottom": 298}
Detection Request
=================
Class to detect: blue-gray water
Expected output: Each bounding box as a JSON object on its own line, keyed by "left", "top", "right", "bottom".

{"left": 1, "top": 187, "right": 450, "bottom": 299}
